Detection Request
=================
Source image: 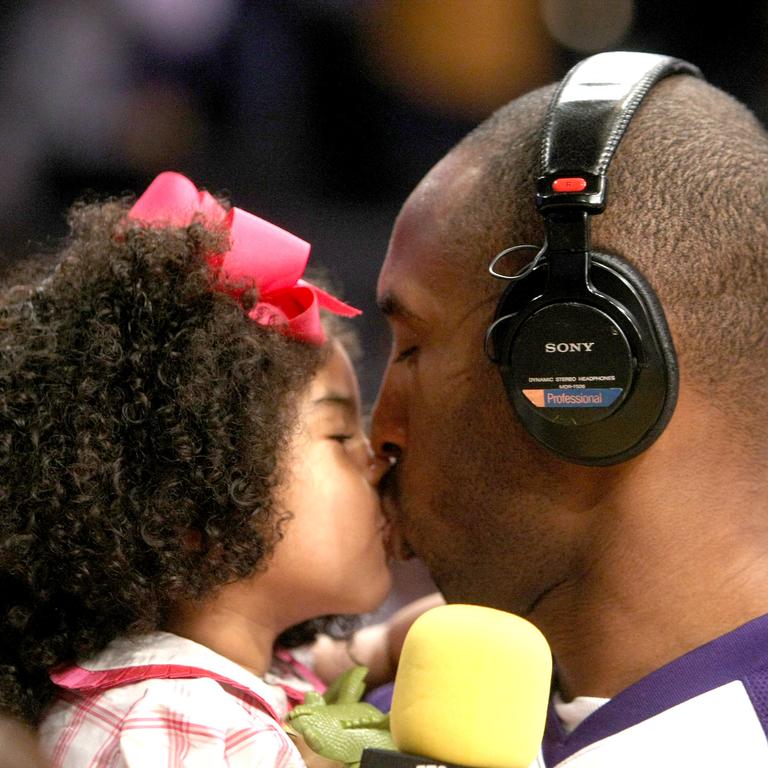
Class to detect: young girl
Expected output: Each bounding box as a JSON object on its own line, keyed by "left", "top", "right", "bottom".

{"left": 0, "top": 172, "right": 393, "bottom": 766}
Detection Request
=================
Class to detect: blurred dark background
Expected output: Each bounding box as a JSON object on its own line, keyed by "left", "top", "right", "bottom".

{"left": 2, "top": 0, "right": 767, "bottom": 613}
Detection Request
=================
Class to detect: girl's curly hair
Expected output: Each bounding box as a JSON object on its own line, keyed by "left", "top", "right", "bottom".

{"left": 0, "top": 199, "right": 330, "bottom": 723}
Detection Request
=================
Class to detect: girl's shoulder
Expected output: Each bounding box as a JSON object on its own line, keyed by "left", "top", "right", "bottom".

{"left": 39, "top": 678, "right": 304, "bottom": 768}
{"left": 50, "top": 631, "right": 289, "bottom": 720}
{"left": 40, "top": 633, "right": 305, "bottom": 768}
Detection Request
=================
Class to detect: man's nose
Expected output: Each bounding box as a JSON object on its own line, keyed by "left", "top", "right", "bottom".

{"left": 370, "top": 378, "right": 406, "bottom": 463}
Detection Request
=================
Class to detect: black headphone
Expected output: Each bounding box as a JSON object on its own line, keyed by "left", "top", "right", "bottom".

{"left": 487, "top": 52, "right": 702, "bottom": 466}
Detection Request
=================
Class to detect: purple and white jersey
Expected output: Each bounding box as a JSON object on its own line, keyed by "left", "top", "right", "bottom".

{"left": 536, "top": 613, "right": 768, "bottom": 766}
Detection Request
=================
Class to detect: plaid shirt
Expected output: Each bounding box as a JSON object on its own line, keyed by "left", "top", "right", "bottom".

{"left": 39, "top": 632, "right": 324, "bottom": 768}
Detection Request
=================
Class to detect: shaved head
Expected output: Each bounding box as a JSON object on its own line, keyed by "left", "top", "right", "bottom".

{"left": 410, "top": 75, "right": 768, "bottom": 430}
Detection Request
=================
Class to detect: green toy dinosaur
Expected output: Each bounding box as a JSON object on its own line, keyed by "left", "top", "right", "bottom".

{"left": 287, "top": 666, "right": 396, "bottom": 768}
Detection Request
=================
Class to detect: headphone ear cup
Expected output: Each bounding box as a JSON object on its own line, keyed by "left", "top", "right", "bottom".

{"left": 491, "top": 251, "right": 678, "bottom": 465}
{"left": 589, "top": 251, "right": 679, "bottom": 405}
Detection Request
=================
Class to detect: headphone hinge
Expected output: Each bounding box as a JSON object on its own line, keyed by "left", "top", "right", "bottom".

{"left": 543, "top": 210, "right": 590, "bottom": 254}
{"left": 542, "top": 212, "right": 591, "bottom": 296}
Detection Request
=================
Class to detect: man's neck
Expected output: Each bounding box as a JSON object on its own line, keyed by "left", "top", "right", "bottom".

{"left": 531, "top": 448, "right": 768, "bottom": 701}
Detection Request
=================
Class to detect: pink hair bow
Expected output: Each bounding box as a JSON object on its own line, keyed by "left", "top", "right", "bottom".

{"left": 127, "top": 171, "right": 360, "bottom": 344}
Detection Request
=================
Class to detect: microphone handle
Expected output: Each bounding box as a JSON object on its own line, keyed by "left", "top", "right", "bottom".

{"left": 361, "top": 747, "right": 468, "bottom": 768}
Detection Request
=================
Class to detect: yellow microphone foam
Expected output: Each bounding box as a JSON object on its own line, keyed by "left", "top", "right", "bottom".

{"left": 389, "top": 604, "right": 552, "bottom": 768}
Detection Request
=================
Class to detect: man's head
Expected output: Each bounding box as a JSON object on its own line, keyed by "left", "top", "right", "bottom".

{"left": 371, "top": 66, "right": 768, "bottom": 616}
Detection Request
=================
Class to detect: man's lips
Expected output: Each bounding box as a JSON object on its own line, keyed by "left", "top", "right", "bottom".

{"left": 379, "top": 488, "right": 415, "bottom": 561}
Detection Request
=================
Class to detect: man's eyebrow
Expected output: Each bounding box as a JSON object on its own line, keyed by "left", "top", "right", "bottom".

{"left": 377, "top": 291, "right": 423, "bottom": 324}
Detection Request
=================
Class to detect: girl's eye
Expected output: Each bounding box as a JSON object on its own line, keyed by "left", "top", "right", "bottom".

{"left": 394, "top": 345, "right": 419, "bottom": 363}
{"left": 329, "top": 434, "right": 353, "bottom": 443}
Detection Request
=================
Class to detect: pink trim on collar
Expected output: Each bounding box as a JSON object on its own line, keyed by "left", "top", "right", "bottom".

{"left": 273, "top": 647, "right": 327, "bottom": 694}
{"left": 51, "top": 663, "right": 282, "bottom": 722}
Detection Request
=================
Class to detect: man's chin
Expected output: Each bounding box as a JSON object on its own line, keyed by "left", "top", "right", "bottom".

{"left": 424, "top": 569, "right": 498, "bottom": 610}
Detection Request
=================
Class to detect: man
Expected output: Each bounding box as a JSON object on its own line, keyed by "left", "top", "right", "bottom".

{"left": 371, "top": 53, "right": 768, "bottom": 764}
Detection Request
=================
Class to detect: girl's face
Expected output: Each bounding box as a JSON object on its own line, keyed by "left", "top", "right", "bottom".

{"left": 263, "top": 340, "right": 392, "bottom": 623}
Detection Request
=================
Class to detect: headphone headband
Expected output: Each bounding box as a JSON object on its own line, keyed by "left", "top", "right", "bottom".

{"left": 537, "top": 52, "right": 702, "bottom": 215}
